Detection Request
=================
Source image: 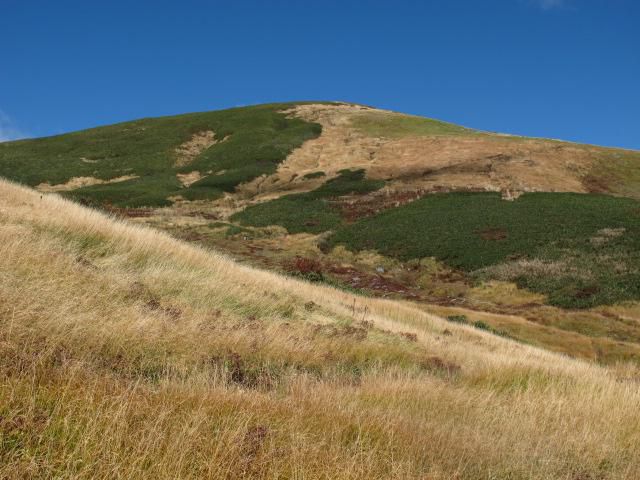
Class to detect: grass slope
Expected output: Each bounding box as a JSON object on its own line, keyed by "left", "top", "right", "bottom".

{"left": 238, "top": 188, "right": 640, "bottom": 308}
{"left": 327, "top": 192, "right": 640, "bottom": 308}
{"left": 0, "top": 103, "right": 322, "bottom": 207}
{"left": 2, "top": 179, "right": 640, "bottom": 479}
{"left": 330, "top": 193, "right": 640, "bottom": 308}
{"left": 350, "top": 110, "right": 474, "bottom": 138}
{"left": 3, "top": 101, "right": 640, "bottom": 311}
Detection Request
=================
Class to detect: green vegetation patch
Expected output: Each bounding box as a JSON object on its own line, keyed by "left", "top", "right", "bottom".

{"left": 302, "top": 171, "right": 326, "bottom": 179}
{"left": 350, "top": 111, "right": 474, "bottom": 139}
{"left": 231, "top": 169, "right": 384, "bottom": 234}
{"left": 445, "top": 315, "right": 511, "bottom": 338}
{"left": 326, "top": 192, "right": 640, "bottom": 308}
{"left": 0, "top": 103, "right": 323, "bottom": 207}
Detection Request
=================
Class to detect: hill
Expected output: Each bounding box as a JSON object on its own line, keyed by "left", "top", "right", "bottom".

{"left": 1, "top": 178, "right": 640, "bottom": 479}
{"left": 0, "top": 103, "right": 322, "bottom": 207}
{"left": 2, "top": 102, "right": 640, "bottom": 364}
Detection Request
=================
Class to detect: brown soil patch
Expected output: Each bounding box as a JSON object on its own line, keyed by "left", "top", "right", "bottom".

{"left": 478, "top": 228, "right": 508, "bottom": 241}
{"left": 174, "top": 131, "right": 226, "bottom": 167}
{"left": 176, "top": 171, "right": 203, "bottom": 187}
{"left": 327, "top": 264, "right": 418, "bottom": 298}
{"left": 334, "top": 187, "right": 509, "bottom": 223}
{"left": 333, "top": 188, "right": 430, "bottom": 221}
{"left": 582, "top": 173, "right": 612, "bottom": 194}
{"left": 36, "top": 175, "right": 138, "bottom": 192}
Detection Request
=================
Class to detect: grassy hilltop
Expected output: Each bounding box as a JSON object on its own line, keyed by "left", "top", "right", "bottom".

{"left": 2, "top": 179, "right": 640, "bottom": 479}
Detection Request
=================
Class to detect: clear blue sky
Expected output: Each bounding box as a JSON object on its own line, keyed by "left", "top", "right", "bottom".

{"left": 1, "top": 0, "right": 638, "bottom": 149}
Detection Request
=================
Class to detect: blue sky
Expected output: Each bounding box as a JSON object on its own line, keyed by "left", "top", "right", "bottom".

{"left": 1, "top": 0, "right": 638, "bottom": 149}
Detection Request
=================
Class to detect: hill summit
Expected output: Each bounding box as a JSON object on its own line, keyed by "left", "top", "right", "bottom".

{"left": 2, "top": 102, "right": 639, "bottom": 207}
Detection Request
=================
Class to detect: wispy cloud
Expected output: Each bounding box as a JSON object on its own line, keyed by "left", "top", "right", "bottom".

{"left": 0, "top": 109, "right": 27, "bottom": 142}
{"left": 528, "top": 0, "right": 567, "bottom": 10}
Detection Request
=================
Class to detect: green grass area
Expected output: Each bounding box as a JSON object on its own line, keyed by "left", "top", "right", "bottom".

{"left": 234, "top": 181, "right": 640, "bottom": 307}
{"left": 350, "top": 111, "right": 474, "bottom": 138}
{"left": 232, "top": 169, "right": 384, "bottom": 234}
{"left": 323, "top": 192, "right": 640, "bottom": 308}
{"left": 302, "top": 171, "right": 326, "bottom": 179}
{"left": 0, "top": 103, "right": 323, "bottom": 207}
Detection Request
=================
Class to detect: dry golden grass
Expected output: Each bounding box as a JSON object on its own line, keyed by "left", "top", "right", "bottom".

{"left": 1, "top": 179, "right": 640, "bottom": 479}
{"left": 35, "top": 174, "right": 139, "bottom": 193}
{"left": 233, "top": 103, "right": 618, "bottom": 203}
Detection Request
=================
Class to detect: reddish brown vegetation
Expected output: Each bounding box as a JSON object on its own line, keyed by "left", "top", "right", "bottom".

{"left": 477, "top": 228, "right": 508, "bottom": 241}
{"left": 421, "top": 356, "right": 461, "bottom": 376}
{"left": 327, "top": 264, "right": 415, "bottom": 297}
{"left": 334, "top": 189, "right": 431, "bottom": 222}
{"left": 104, "top": 205, "right": 155, "bottom": 218}
{"left": 288, "top": 257, "right": 324, "bottom": 277}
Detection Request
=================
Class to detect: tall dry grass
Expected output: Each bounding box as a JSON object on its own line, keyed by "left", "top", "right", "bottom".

{"left": 1, "top": 179, "right": 639, "bottom": 479}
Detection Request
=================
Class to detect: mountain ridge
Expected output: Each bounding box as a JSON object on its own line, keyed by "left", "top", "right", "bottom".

{"left": 6, "top": 101, "right": 637, "bottom": 152}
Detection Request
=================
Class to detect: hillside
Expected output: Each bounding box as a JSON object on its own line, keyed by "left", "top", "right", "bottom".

{"left": 3, "top": 102, "right": 639, "bottom": 205}
{"left": 0, "top": 103, "right": 323, "bottom": 207}
{"left": 2, "top": 102, "right": 640, "bottom": 364}
{"left": 1, "top": 178, "right": 640, "bottom": 479}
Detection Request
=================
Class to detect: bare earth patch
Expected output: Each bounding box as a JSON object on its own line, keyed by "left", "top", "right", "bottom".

{"left": 590, "top": 227, "right": 626, "bottom": 246}
{"left": 235, "top": 103, "right": 383, "bottom": 199}
{"left": 36, "top": 175, "right": 138, "bottom": 192}
{"left": 174, "top": 130, "right": 225, "bottom": 167}
{"left": 372, "top": 136, "right": 595, "bottom": 197}
{"left": 235, "top": 103, "right": 604, "bottom": 203}
{"left": 176, "top": 171, "right": 203, "bottom": 187}
{"left": 478, "top": 258, "right": 594, "bottom": 282}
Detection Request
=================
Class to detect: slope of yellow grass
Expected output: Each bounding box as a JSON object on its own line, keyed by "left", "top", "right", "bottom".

{"left": 1, "top": 179, "right": 639, "bottom": 479}
{"left": 233, "top": 103, "right": 634, "bottom": 203}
